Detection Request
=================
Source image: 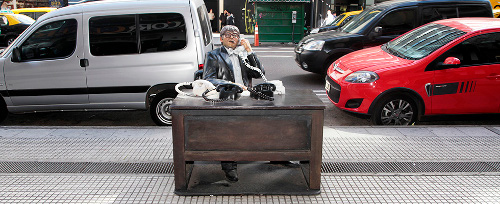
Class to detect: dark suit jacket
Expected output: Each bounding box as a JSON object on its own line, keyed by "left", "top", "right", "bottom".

{"left": 203, "top": 46, "right": 264, "bottom": 87}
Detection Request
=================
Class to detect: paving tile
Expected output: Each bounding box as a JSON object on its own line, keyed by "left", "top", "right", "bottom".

{"left": 455, "top": 127, "right": 498, "bottom": 136}
{"left": 428, "top": 127, "right": 468, "bottom": 137}
{"left": 365, "top": 127, "right": 404, "bottom": 137}
{"left": 396, "top": 127, "right": 436, "bottom": 136}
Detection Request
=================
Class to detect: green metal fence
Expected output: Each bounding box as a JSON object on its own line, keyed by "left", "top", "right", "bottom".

{"left": 254, "top": 3, "right": 306, "bottom": 43}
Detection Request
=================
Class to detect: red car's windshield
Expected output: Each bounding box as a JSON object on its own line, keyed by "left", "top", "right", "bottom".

{"left": 383, "top": 23, "right": 466, "bottom": 60}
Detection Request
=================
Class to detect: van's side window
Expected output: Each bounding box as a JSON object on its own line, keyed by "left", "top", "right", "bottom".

{"left": 139, "top": 13, "right": 187, "bottom": 53}
{"left": 90, "top": 13, "right": 187, "bottom": 56}
{"left": 378, "top": 9, "right": 416, "bottom": 36}
{"left": 20, "top": 19, "right": 77, "bottom": 61}
{"left": 89, "top": 15, "right": 137, "bottom": 56}
{"left": 422, "top": 7, "right": 458, "bottom": 24}
{"left": 197, "top": 5, "right": 212, "bottom": 46}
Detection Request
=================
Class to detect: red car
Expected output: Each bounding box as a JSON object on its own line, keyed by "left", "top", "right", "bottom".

{"left": 326, "top": 18, "right": 500, "bottom": 125}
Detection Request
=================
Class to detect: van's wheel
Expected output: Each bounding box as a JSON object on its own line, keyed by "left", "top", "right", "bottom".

{"left": 150, "top": 94, "right": 176, "bottom": 126}
{"left": 371, "top": 94, "right": 417, "bottom": 125}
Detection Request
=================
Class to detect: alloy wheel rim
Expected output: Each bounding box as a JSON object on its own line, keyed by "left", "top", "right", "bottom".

{"left": 380, "top": 99, "right": 413, "bottom": 125}
{"left": 156, "top": 98, "right": 173, "bottom": 125}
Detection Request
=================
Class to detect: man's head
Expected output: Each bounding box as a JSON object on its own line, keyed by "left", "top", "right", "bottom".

{"left": 224, "top": 10, "right": 227, "bottom": 14}
{"left": 220, "top": 25, "right": 240, "bottom": 49}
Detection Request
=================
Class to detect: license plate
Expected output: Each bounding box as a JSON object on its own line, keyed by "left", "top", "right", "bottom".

{"left": 325, "top": 81, "right": 331, "bottom": 92}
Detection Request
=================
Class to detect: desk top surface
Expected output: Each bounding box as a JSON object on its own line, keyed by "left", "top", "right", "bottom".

{"left": 171, "top": 89, "right": 326, "bottom": 110}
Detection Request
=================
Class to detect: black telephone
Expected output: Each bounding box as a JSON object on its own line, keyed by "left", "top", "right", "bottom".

{"left": 250, "top": 82, "right": 276, "bottom": 101}
{"left": 217, "top": 83, "right": 243, "bottom": 100}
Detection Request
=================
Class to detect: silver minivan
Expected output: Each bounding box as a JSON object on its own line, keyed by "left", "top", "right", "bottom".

{"left": 0, "top": 0, "right": 213, "bottom": 125}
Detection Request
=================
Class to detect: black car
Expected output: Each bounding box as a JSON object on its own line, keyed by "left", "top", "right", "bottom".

{"left": 295, "top": 0, "right": 493, "bottom": 75}
{"left": 0, "top": 13, "right": 34, "bottom": 45}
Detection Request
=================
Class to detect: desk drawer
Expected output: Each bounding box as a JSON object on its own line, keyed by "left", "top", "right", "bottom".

{"left": 185, "top": 115, "right": 311, "bottom": 151}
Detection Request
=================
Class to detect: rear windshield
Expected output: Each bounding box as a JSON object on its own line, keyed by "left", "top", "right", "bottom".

{"left": 383, "top": 23, "right": 466, "bottom": 60}
{"left": 341, "top": 8, "right": 381, "bottom": 34}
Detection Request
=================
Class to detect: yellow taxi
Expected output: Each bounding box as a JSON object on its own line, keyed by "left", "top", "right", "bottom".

{"left": 12, "top": 7, "right": 57, "bottom": 20}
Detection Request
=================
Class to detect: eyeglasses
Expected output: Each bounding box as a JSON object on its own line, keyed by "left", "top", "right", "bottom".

{"left": 223, "top": 33, "right": 240, "bottom": 38}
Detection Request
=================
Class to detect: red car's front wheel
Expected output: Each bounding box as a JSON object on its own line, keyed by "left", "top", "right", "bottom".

{"left": 371, "top": 95, "right": 417, "bottom": 125}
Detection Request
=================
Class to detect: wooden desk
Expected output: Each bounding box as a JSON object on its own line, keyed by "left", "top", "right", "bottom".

{"left": 171, "top": 89, "right": 325, "bottom": 195}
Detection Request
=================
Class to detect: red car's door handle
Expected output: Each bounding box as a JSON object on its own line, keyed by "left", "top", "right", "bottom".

{"left": 486, "top": 74, "right": 500, "bottom": 79}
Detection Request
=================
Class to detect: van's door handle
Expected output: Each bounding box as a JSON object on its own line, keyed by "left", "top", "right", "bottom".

{"left": 435, "top": 85, "right": 447, "bottom": 88}
{"left": 80, "top": 59, "right": 89, "bottom": 67}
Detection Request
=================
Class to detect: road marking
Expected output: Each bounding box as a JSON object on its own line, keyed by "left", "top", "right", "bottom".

{"left": 255, "top": 51, "right": 294, "bottom": 53}
{"left": 259, "top": 56, "right": 294, "bottom": 58}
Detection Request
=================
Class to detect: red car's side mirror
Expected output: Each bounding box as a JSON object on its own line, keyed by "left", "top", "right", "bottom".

{"left": 436, "top": 57, "right": 461, "bottom": 70}
{"left": 443, "top": 57, "right": 461, "bottom": 65}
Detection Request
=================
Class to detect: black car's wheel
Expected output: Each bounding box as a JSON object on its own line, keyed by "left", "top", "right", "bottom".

{"left": 371, "top": 95, "right": 417, "bottom": 125}
{"left": 150, "top": 94, "right": 175, "bottom": 126}
{"left": 6, "top": 36, "right": 16, "bottom": 45}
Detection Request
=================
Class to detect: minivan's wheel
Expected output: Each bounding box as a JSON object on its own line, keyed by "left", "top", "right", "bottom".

{"left": 150, "top": 95, "right": 175, "bottom": 126}
{"left": 371, "top": 95, "right": 417, "bottom": 125}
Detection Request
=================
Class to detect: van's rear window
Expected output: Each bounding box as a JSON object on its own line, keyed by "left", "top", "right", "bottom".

{"left": 89, "top": 13, "right": 186, "bottom": 56}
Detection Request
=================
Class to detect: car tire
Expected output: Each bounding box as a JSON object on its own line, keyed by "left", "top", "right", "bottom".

{"left": 5, "top": 36, "right": 16, "bottom": 45}
{"left": 371, "top": 94, "right": 417, "bottom": 125}
{"left": 150, "top": 93, "right": 176, "bottom": 126}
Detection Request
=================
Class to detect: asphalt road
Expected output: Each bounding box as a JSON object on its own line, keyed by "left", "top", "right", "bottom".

{"left": 1, "top": 46, "right": 499, "bottom": 126}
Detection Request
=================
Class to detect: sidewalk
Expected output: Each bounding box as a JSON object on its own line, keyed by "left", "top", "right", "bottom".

{"left": 0, "top": 126, "right": 499, "bottom": 203}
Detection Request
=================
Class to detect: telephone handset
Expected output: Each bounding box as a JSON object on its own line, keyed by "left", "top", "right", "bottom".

{"left": 175, "top": 80, "right": 216, "bottom": 97}
{"left": 217, "top": 83, "right": 243, "bottom": 100}
{"left": 233, "top": 42, "right": 276, "bottom": 100}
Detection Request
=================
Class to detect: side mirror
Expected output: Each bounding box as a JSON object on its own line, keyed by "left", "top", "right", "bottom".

{"left": 11, "top": 47, "right": 22, "bottom": 62}
{"left": 369, "top": 26, "right": 383, "bottom": 39}
{"left": 436, "top": 57, "right": 460, "bottom": 70}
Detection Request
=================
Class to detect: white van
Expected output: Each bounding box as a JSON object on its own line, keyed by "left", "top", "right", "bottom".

{"left": 0, "top": 0, "right": 213, "bottom": 125}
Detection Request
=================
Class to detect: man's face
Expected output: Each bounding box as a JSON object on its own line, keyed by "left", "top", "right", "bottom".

{"left": 221, "top": 32, "right": 240, "bottom": 49}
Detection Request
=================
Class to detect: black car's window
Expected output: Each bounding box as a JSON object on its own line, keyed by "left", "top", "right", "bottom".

{"left": 90, "top": 13, "right": 187, "bottom": 56}
{"left": 139, "top": 13, "right": 187, "bottom": 53}
{"left": 436, "top": 32, "right": 500, "bottom": 67}
{"left": 20, "top": 19, "right": 77, "bottom": 61}
{"left": 89, "top": 14, "right": 137, "bottom": 56}
{"left": 342, "top": 8, "right": 382, "bottom": 34}
{"left": 422, "top": 7, "right": 458, "bottom": 25}
{"left": 331, "top": 13, "right": 345, "bottom": 26}
{"left": 197, "top": 4, "right": 212, "bottom": 46}
{"left": 384, "top": 23, "right": 465, "bottom": 60}
{"left": 458, "top": 6, "right": 490, "bottom": 17}
{"left": 340, "top": 15, "right": 354, "bottom": 27}
{"left": 377, "top": 9, "right": 416, "bottom": 36}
